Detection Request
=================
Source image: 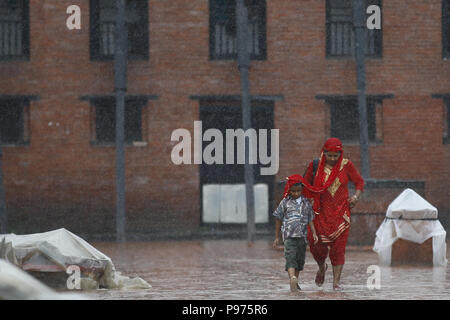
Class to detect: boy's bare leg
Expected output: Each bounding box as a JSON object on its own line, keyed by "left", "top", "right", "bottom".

{"left": 287, "top": 268, "right": 298, "bottom": 292}
{"left": 287, "top": 268, "right": 296, "bottom": 279}
{"left": 295, "top": 270, "right": 301, "bottom": 290}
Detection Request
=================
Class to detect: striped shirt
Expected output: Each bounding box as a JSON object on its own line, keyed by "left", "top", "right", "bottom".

{"left": 273, "top": 196, "right": 315, "bottom": 241}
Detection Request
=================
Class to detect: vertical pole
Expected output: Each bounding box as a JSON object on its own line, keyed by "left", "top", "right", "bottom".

{"left": 236, "top": 0, "right": 255, "bottom": 243}
{"left": 353, "top": 0, "right": 370, "bottom": 179}
{"left": 114, "top": 0, "right": 127, "bottom": 242}
{"left": 0, "top": 143, "right": 7, "bottom": 234}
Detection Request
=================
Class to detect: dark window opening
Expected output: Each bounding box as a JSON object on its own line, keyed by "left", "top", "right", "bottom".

{"left": 329, "top": 98, "right": 377, "bottom": 143}
{"left": 209, "top": 0, "right": 266, "bottom": 60}
{"left": 0, "top": 0, "right": 29, "bottom": 60}
{"left": 92, "top": 98, "right": 145, "bottom": 144}
{"left": 0, "top": 98, "right": 29, "bottom": 145}
{"left": 444, "top": 99, "right": 450, "bottom": 144}
{"left": 199, "top": 99, "right": 275, "bottom": 225}
{"left": 326, "top": 0, "right": 382, "bottom": 58}
{"left": 90, "top": 0, "right": 149, "bottom": 60}
{"left": 443, "top": 0, "right": 450, "bottom": 58}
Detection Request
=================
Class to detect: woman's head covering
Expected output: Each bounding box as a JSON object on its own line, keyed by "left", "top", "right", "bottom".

{"left": 313, "top": 137, "right": 344, "bottom": 187}
{"left": 322, "top": 137, "right": 343, "bottom": 153}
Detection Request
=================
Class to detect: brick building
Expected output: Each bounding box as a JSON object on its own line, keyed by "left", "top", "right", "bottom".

{"left": 0, "top": 0, "right": 449, "bottom": 243}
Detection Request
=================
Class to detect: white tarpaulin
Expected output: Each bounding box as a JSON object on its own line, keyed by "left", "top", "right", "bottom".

{"left": 0, "top": 228, "right": 151, "bottom": 290}
{"left": 373, "top": 189, "right": 448, "bottom": 266}
{"left": 0, "top": 259, "right": 86, "bottom": 300}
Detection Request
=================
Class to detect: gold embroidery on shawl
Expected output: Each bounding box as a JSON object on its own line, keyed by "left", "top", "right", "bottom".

{"left": 325, "top": 159, "right": 348, "bottom": 197}
{"left": 328, "top": 178, "right": 341, "bottom": 197}
{"left": 319, "top": 222, "right": 350, "bottom": 243}
{"left": 323, "top": 167, "right": 332, "bottom": 183}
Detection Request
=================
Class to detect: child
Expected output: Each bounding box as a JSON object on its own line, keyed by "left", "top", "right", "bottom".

{"left": 273, "top": 174, "right": 318, "bottom": 292}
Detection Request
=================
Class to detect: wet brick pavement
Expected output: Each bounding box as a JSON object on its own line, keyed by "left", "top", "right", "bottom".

{"left": 83, "top": 239, "right": 449, "bottom": 300}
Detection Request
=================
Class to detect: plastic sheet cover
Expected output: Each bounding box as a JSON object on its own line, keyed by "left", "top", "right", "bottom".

{"left": 0, "top": 228, "right": 151, "bottom": 290}
{"left": 373, "top": 189, "right": 447, "bottom": 266}
{"left": 0, "top": 259, "right": 85, "bottom": 300}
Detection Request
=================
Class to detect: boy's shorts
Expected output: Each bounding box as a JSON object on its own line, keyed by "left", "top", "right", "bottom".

{"left": 284, "top": 237, "right": 307, "bottom": 271}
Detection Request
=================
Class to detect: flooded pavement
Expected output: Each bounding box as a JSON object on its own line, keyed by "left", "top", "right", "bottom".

{"left": 83, "top": 239, "right": 450, "bottom": 300}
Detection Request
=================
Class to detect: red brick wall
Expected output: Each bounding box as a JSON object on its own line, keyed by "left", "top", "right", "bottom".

{"left": 1, "top": 0, "right": 449, "bottom": 236}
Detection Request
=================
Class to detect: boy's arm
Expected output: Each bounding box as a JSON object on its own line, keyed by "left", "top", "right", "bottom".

{"left": 272, "top": 218, "right": 283, "bottom": 248}
{"left": 306, "top": 200, "right": 318, "bottom": 243}
{"left": 274, "top": 219, "right": 282, "bottom": 242}
{"left": 308, "top": 220, "right": 317, "bottom": 235}
{"left": 272, "top": 199, "right": 285, "bottom": 248}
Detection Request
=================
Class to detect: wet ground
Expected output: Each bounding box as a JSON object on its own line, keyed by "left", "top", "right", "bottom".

{"left": 84, "top": 239, "right": 449, "bottom": 300}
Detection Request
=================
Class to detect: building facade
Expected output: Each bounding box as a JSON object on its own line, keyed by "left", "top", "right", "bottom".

{"left": 0, "top": 0, "right": 449, "bottom": 242}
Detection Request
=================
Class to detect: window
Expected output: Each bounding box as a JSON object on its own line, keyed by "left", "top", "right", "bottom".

{"left": 0, "top": 97, "right": 30, "bottom": 145}
{"left": 326, "top": 0, "right": 382, "bottom": 58}
{"left": 90, "top": 0, "right": 149, "bottom": 60}
{"left": 209, "top": 0, "right": 266, "bottom": 60}
{"left": 0, "top": 0, "right": 29, "bottom": 60}
{"left": 90, "top": 97, "right": 146, "bottom": 144}
{"left": 444, "top": 99, "right": 450, "bottom": 144}
{"left": 443, "top": 0, "right": 450, "bottom": 58}
{"left": 328, "top": 97, "right": 378, "bottom": 143}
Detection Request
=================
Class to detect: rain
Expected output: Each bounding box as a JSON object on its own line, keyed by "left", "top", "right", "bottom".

{"left": 0, "top": 0, "right": 448, "bottom": 306}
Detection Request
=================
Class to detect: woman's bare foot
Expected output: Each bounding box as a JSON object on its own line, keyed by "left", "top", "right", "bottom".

{"left": 333, "top": 283, "right": 343, "bottom": 291}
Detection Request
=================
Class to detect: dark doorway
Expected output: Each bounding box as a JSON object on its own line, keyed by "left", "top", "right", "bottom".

{"left": 199, "top": 99, "right": 275, "bottom": 226}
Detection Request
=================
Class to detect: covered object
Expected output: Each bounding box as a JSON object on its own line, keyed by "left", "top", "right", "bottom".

{"left": 373, "top": 188, "right": 447, "bottom": 266}
{"left": 0, "top": 228, "right": 151, "bottom": 290}
{"left": 0, "top": 259, "right": 85, "bottom": 299}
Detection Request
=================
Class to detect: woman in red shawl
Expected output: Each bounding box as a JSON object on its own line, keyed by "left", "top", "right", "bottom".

{"left": 303, "top": 138, "right": 364, "bottom": 291}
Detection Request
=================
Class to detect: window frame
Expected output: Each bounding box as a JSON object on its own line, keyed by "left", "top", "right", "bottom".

{"left": 328, "top": 97, "right": 378, "bottom": 144}
{"left": 315, "top": 94, "right": 393, "bottom": 145}
{"left": 87, "top": 96, "right": 149, "bottom": 146}
{"left": 0, "top": 96, "right": 35, "bottom": 146}
{"left": 209, "top": 0, "right": 267, "bottom": 61}
{"left": 89, "top": 0, "right": 149, "bottom": 61}
{"left": 325, "top": 0, "right": 383, "bottom": 59}
{"left": 0, "top": 0, "right": 30, "bottom": 61}
{"left": 430, "top": 93, "right": 450, "bottom": 144}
